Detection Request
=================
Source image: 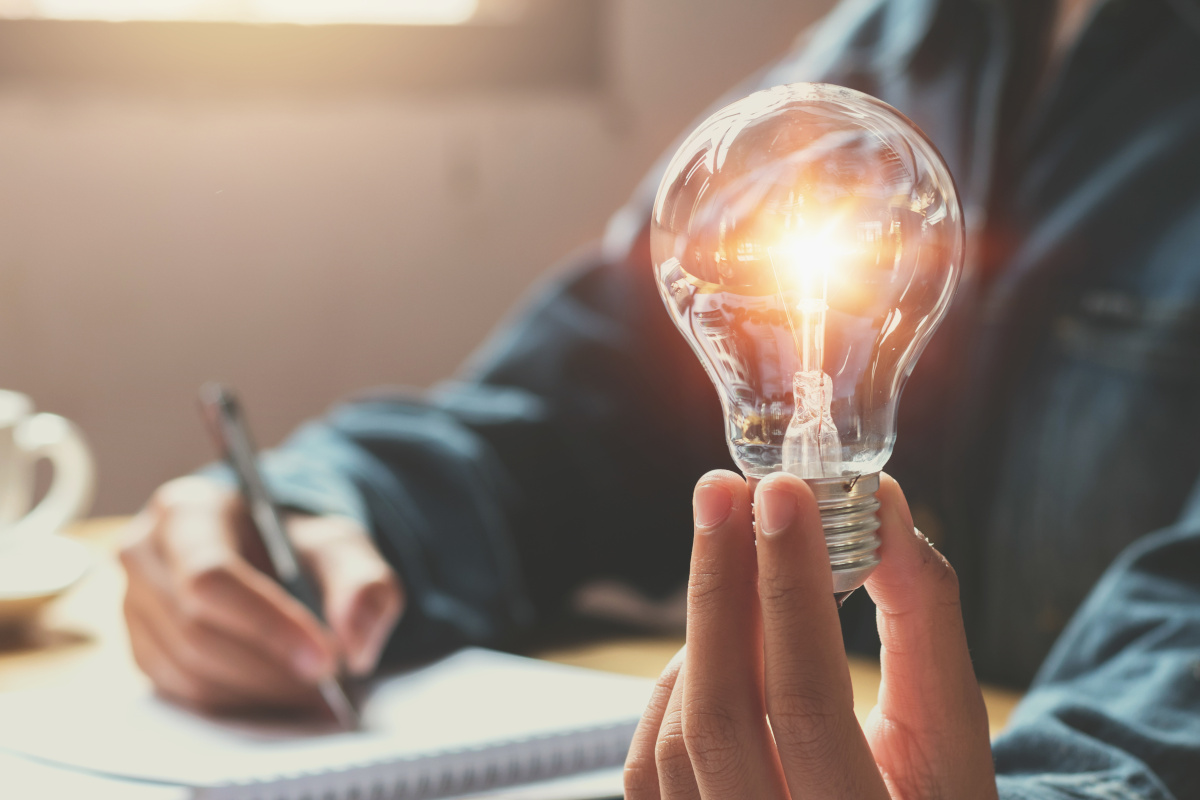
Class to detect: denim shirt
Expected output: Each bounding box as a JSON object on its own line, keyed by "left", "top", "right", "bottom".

{"left": 252, "top": 0, "right": 1200, "bottom": 796}
{"left": 991, "top": 513, "right": 1200, "bottom": 799}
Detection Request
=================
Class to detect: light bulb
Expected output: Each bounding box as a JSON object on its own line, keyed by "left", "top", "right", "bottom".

{"left": 652, "top": 83, "right": 964, "bottom": 594}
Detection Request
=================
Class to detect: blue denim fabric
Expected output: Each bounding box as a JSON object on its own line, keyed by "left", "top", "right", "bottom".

{"left": 992, "top": 519, "right": 1200, "bottom": 799}
{"left": 247, "top": 0, "right": 1200, "bottom": 795}
{"left": 960, "top": 0, "right": 1200, "bottom": 684}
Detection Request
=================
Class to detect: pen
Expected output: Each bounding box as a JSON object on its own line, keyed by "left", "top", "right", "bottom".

{"left": 198, "top": 382, "right": 361, "bottom": 730}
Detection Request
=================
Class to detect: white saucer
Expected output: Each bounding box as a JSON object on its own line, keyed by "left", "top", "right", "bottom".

{"left": 0, "top": 534, "right": 93, "bottom": 626}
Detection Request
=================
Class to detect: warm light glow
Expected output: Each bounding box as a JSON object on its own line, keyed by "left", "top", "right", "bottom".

{"left": 771, "top": 233, "right": 842, "bottom": 279}
{"left": 0, "top": 0, "right": 481, "bottom": 25}
{"left": 768, "top": 230, "right": 848, "bottom": 308}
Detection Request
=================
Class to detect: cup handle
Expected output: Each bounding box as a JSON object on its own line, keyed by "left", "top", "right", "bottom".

{"left": 7, "top": 413, "right": 96, "bottom": 542}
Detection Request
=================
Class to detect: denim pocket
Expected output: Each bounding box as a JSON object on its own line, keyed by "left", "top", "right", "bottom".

{"left": 1053, "top": 290, "right": 1200, "bottom": 380}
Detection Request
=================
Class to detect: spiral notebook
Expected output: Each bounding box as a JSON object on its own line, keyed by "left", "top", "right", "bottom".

{"left": 0, "top": 649, "right": 653, "bottom": 799}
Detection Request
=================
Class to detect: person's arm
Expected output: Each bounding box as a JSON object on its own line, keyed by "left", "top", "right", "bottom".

{"left": 991, "top": 508, "right": 1200, "bottom": 800}
{"left": 256, "top": 245, "right": 728, "bottom": 662}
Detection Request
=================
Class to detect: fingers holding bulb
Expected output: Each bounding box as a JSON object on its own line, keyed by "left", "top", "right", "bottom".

{"left": 683, "top": 471, "right": 788, "bottom": 799}
{"left": 752, "top": 472, "right": 889, "bottom": 800}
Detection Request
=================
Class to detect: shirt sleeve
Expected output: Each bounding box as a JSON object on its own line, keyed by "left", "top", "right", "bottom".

{"left": 991, "top": 501, "right": 1200, "bottom": 800}
{"left": 252, "top": 246, "right": 730, "bottom": 662}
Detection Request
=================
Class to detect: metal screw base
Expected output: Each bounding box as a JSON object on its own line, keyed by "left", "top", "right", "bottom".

{"left": 747, "top": 471, "right": 883, "bottom": 598}
{"left": 807, "top": 471, "right": 882, "bottom": 594}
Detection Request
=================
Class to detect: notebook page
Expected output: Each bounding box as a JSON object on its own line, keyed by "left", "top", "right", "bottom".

{"left": 0, "top": 751, "right": 189, "bottom": 800}
{"left": 0, "top": 649, "right": 653, "bottom": 792}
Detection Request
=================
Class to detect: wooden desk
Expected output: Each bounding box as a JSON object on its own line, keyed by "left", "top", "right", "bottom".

{"left": 0, "top": 518, "right": 1023, "bottom": 735}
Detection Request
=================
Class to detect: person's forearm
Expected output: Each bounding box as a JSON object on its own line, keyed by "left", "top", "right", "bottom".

{"left": 252, "top": 249, "right": 730, "bottom": 661}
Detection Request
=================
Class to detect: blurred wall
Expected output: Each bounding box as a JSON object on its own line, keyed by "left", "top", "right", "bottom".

{"left": 0, "top": 0, "right": 836, "bottom": 515}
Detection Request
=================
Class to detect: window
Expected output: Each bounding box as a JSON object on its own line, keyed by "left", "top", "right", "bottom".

{"left": 0, "top": 0, "right": 527, "bottom": 26}
{"left": 0, "top": 0, "right": 602, "bottom": 95}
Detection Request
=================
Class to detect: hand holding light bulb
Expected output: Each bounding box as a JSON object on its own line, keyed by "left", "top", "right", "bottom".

{"left": 652, "top": 83, "right": 964, "bottom": 597}
{"left": 622, "top": 470, "right": 998, "bottom": 800}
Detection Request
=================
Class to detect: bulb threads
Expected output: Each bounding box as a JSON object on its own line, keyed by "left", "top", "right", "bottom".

{"left": 748, "top": 471, "right": 882, "bottom": 595}
{"left": 808, "top": 472, "right": 882, "bottom": 593}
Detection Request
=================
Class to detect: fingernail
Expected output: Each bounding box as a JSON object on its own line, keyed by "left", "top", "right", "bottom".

{"left": 293, "top": 644, "right": 332, "bottom": 682}
{"left": 694, "top": 482, "right": 733, "bottom": 529}
{"left": 757, "top": 487, "right": 797, "bottom": 535}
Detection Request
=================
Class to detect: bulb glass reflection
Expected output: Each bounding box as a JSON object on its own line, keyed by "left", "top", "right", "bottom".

{"left": 652, "top": 83, "right": 964, "bottom": 484}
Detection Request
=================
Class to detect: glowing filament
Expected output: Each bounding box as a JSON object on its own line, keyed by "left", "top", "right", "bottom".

{"left": 770, "top": 233, "right": 843, "bottom": 477}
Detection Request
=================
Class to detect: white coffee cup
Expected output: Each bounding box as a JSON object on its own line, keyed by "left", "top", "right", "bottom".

{"left": 0, "top": 390, "right": 95, "bottom": 545}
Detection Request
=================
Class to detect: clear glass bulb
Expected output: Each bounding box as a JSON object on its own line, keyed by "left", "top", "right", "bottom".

{"left": 651, "top": 83, "right": 964, "bottom": 592}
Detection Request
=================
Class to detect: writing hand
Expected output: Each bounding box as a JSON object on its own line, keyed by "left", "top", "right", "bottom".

{"left": 120, "top": 476, "right": 402, "bottom": 712}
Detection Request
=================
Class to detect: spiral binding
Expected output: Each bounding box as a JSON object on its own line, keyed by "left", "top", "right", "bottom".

{"left": 204, "top": 721, "right": 635, "bottom": 800}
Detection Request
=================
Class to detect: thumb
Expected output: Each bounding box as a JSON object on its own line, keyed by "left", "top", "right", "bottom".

{"left": 866, "top": 475, "right": 971, "bottom": 691}
{"left": 863, "top": 475, "right": 994, "bottom": 793}
{"left": 290, "top": 515, "right": 404, "bottom": 677}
